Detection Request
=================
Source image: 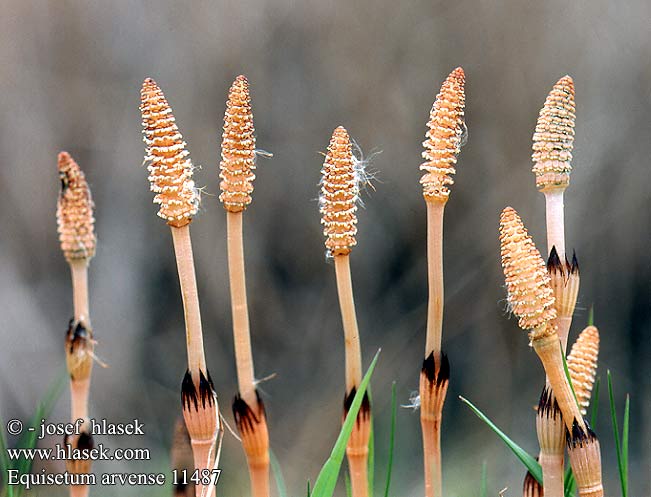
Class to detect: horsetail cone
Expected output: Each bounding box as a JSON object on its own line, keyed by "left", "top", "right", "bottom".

{"left": 567, "top": 325, "right": 600, "bottom": 416}
{"left": 220, "top": 75, "right": 257, "bottom": 212}
{"left": 140, "top": 78, "right": 199, "bottom": 227}
{"left": 499, "top": 207, "right": 557, "bottom": 336}
{"left": 57, "top": 152, "right": 96, "bottom": 262}
{"left": 420, "top": 67, "right": 466, "bottom": 203}
{"left": 499, "top": 207, "right": 585, "bottom": 431}
{"left": 532, "top": 76, "right": 575, "bottom": 191}
{"left": 320, "top": 126, "right": 358, "bottom": 256}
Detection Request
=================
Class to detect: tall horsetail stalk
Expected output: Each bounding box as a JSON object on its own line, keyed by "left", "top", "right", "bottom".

{"left": 499, "top": 207, "right": 603, "bottom": 497}
{"left": 418, "top": 67, "right": 465, "bottom": 497}
{"left": 320, "top": 126, "right": 370, "bottom": 497}
{"left": 219, "top": 75, "right": 270, "bottom": 497}
{"left": 530, "top": 76, "right": 579, "bottom": 497}
{"left": 140, "top": 78, "right": 220, "bottom": 497}
{"left": 57, "top": 151, "right": 96, "bottom": 497}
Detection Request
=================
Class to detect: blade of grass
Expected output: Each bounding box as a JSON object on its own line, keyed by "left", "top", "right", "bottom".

{"left": 589, "top": 377, "right": 600, "bottom": 427}
{"left": 382, "top": 382, "right": 397, "bottom": 497}
{"left": 367, "top": 388, "right": 374, "bottom": 497}
{"left": 479, "top": 461, "right": 487, "bottom": 497}
{"left": 607, "top": 370, "right": 626, "bottom": 497}
{"left": 311, "top": 351, "right": 380, "bottom": 497}
{"left": 459, "top": 396, "right": 542, "bottom": 484}
{"left": 345, "top": 473, "right": 352, "bottom": 497}
{"left": 622, "top": 394, "right": 629, "bottom": 497}
{"left": 269, "top": 450, "right": 288, "bottom": 497}
{"left": 561, "top": 343, "right": 579, "bottom": 407}
{"left": 307, "top": 480, "right": 311, "bottom": 497}
{"left": 564, "top": 467, "right": 576, "bottom": 497}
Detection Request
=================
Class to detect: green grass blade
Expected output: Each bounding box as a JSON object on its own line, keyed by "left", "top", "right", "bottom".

{"left": 479, "top": 461, "right": 487, "bottom": 497}
{"left": 589, "top": 377, "right": 600, "bottom": 427}
{"left": 383, "top": 382, "right": 397, "bottom": 497}
{"left": 269, "top": 450, "right": 288, "bottom": 497}
{"left": 367, "top": 388, "right": 374, "bottom": 497}
{"left": 307, "top": 480, "right": 311, "bottom": 497}
{"left": 311, "top": 351, "right": 380, "bottom": 497}
{"left": 564, "top": 467, "right": 576, "bottom": 497}
{"left": 561, "top": 344, "right": 579, "bottom": 407}
{"left": 345, "top": 473, "right": 352, "bottom": 497}
{"left": 622, "top": 394, "right": 630, "bottom": 497}
{"left": 607, "top": 370, "right": 626, "bottom": 497}
{"left": 587, "top": 305, "right": 594, "bottom": 326}
{"left": 459, "top": 396, "right": 542, "bottom": 484}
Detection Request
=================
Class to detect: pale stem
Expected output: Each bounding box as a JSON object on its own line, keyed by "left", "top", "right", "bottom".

{"left": 334, "top": 254, "right": 362, "bottom": 392}
{"left": 348, "top": 453, "right": 369, "bottom": 497}
{"left": 70, "top": 486, "right": 89, "bottom": 497}
{"left": 70, "top": 379, "right": 90, "bottom": 424}
{"left": 69, "top": 260, "right": 89, "bottom": 325}
{"left": 248, "top": 464, "right": 271, "bottom": 497}
{"left": 544, "top": 189, "right": 566, "bottom": 261}
{"left": 422, "top": 418, "right": 442, "bottom": 497}
{"left": 171, "top": 225, "right": 207, "bottom": 380}
{"left": 425, "top": 201, "right": 446, "bottom": 356}
{"left": 191, "top": 439, "right": 216, "bottom": 497}
{"left": 226, "top": 212, "right": 256, "bottom": 405}
{"left": 540, "top": 453, "right": 564, "bottom": 497}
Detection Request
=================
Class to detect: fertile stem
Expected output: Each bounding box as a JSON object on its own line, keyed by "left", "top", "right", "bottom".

{"left": 70, "top": 260, "right": 90, "bottom": 325}
{"left": 226, "top": 211, "right": 256, "bottom": 405}
{"left": 544, "top": 190, "right": 566, "bottom": 263}
{"left": 425, "top": 201, "right": 445, "bottom": 356}
{"left": 171, "top": 225, "right": 207, "bottom": 379}
{"left": 334, "top": 254, "right": 363, "bottom": 391}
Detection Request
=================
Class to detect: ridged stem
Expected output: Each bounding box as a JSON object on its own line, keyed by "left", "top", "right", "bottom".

{"left": 249, "top": 465, "right": 270, "bottom": 497}
{"left": 532, "top": 333, "right": 584, "bottom": 431}
{"left": 425, "top": 201, "right": 446, "bottom": 356}
{"left": 422, "top": 417, "right": 442, "bottom": 497}
{"left": 190, "top": 439, "right": 216, "bottom": 497}
{"left": 226, "top": 211, "right": 256, "bottom": 406}
{"left": 557, "top": 315, "right": 572, "bottom": 353}
{"left": 70, "top": 379, "right": 90, "bottom": 423}
{"left": 334, "top": 255, "right": 362, "bottom": 391}
{"left": 170, "top": 225, "right": 207, "bottom": 379}
{"left": 348, "top": 451, "right": 369, "bottom": 497}
{"left": 544, "top": 189, "right": 566, "bottom": 262}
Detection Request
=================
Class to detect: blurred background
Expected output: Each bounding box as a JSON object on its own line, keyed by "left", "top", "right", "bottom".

{"left": 0, "top": 0, "right": 649, "bottom": 495}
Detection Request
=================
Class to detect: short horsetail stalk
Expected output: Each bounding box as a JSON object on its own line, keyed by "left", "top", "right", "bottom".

{"left": 141, "top": 78, "right": 219, "bottom": 497}
{"left": 57, "top": 151, "right": 96, "bottom": 497}
{"left": 566, "top": 325, "right": 602, "bottom": 497}
{"left": 320, "top": 126, "right": 370, "bottom": 497}
{"left": 500, "top": 207, "right": 603, "bottom": 496}
{"left": 532, "top": 75, "right": 575, "bottom": 262}
{"left": 220, "top": 75, "right": 270, "bottom": 497}
{"left": 418, "top": 66, "right": 465, "bottom": 497}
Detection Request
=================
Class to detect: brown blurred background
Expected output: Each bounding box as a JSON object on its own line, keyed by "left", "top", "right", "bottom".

{"left": 1, "top": 0, "right": 649, "bottom": 496}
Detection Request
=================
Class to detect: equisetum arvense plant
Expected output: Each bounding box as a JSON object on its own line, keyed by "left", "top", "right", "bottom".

{"left": 529, "top": 76, "right": 579, "bottom": 497}
{"left": 320, "top": 126, "right": 371, "bottom": 497}
{"left": 499, "top": 207, "right": 603, "bottom": 497}
{"left": 219, "top": 75, "right": 271, "bottom": 497}
{"left": 57, "top": 151, "right": 96, "bottom": 497}
{"left": 418, "top": 66, "right": 465, "bottom": 497}
{"left": 140, "top": 78, "right": 220, "bottom": 497}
